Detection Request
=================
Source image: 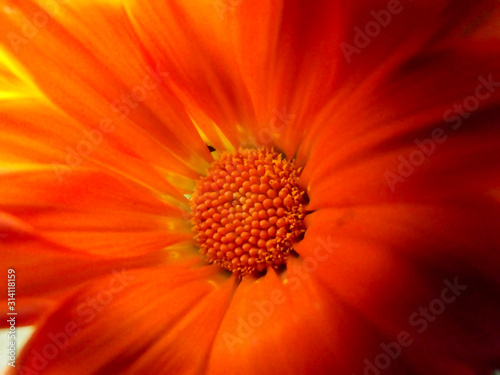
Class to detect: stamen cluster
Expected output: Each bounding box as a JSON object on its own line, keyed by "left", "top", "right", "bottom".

{"left": 190, "top": 148, "right": 306, "bottom": 276}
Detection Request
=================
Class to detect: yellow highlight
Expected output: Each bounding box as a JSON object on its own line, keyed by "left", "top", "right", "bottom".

{"left": 214, "top": 123, "right": 235, "bottom": 153}
{"left": 0, "top": 163, "right": 60, "bottom": 173}
{"left": 0, "top": 47, "right": 41, "bottom": 99}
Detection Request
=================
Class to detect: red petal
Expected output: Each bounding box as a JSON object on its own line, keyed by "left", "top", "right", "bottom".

{"left": 299, "top": 42, "right": 500, "bottom": 209}
{"left": 279, "top": 0, "right": 500, "bottom": 155}
{"left": 295, "top": 205, "right": 500, "bottom": 373}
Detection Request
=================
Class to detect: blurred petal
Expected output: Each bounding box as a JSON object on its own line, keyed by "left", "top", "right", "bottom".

{"left": 300, "top": 42, "right": 500, "bottom": 209}
{"left": 12, "top": 266, "right": 232, "bottom": 375}
{"left": 295, "top": 204, "right": 500, "bottom": 373}
{"left": 0, "top": 227, "right": 169, "bottom": 327}
{"left": 207, "top": 263, "right": 418, "bottom": 375}
{"left": 125, "top": 0, "right": 499, "bottom": 155}
{"left": 0, "top": 1, "right": 498, "bottom": 374}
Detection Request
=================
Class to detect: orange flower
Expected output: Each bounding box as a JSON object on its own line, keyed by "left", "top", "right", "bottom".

{"left": 1, "top": 1, "right": 500, "bottom": 374}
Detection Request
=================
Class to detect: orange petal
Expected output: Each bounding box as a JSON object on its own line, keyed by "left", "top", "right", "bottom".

{"left": 231, "top": 1, "right": 499, "bottom": 155}
{"left": 0, "top": 166, "right": 195, "bottom": 324}
{"left": 123, "top": 0, "right": 256, "bottom": 149}
{"left": 0, "top": 1, "right": 212, "bottom": 171}
{"left": 0, "top": 97, "right": 200, "bottom": 200}
{"left": 206, "top": 265, "right": 415, "bottom": 374}
{"left": 0, "top": 228, "right": 169, "bottom": 327}
{"left": 0, "top": 167, "right": 193, "bottom": 256}
{"left": 12, "top": 266, "right": 232, "bottom": 374}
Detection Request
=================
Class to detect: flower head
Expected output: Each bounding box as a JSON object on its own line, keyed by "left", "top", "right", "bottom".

{"left": 1, "top": 1, "right": 500, "bottom": 374}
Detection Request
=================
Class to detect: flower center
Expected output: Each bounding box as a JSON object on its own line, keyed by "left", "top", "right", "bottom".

{"left": 190, "top": 148, "right": 307, "bottom": 276}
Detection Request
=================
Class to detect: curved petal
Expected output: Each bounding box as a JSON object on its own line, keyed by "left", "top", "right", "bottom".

{"left": 0, "top": 2, "right": 498, "bottom": 374}
{"left": 0, "top": 163, "right": 197, "bottom": 322}
{"left": 0, "top": 1, "right": 212, "bottom": 173}
{"left": 0, "top": 228, "right": 170, "bottom": 328}
{"left": 276, "top": 0, "right": 500, "bottom": 155}
{"left": 11, "top": 266, "right": 232, "bottom": 375}
{"left": 123, "top": 0, "right": 257, "bottom": 149}
{"left": 294, "top": 205, "right": 500, "bottom": 373}
{"left": 0, "top": 95, "right": 198, "bottom": 200}
{"left": 0, "top": 0, "right": 213, "bottom": 336}
{"left": 124, "top": 0, "right": 499, "bottom": 156}
{"left": 0, "top": 166, "right": 194, "bottom": 328}
{"left": 206, "top": 262, "right": 417, "bottom": 375}
{"left": 0, "top": 162, "right": 193, "bottom": 253}
{"left": 299, "top": 42, "right": 500, "bottom": 209}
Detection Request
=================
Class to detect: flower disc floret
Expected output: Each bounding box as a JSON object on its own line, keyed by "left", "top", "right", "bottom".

{"left": 190, "top": 148, "right": 307, "bottom": 276}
